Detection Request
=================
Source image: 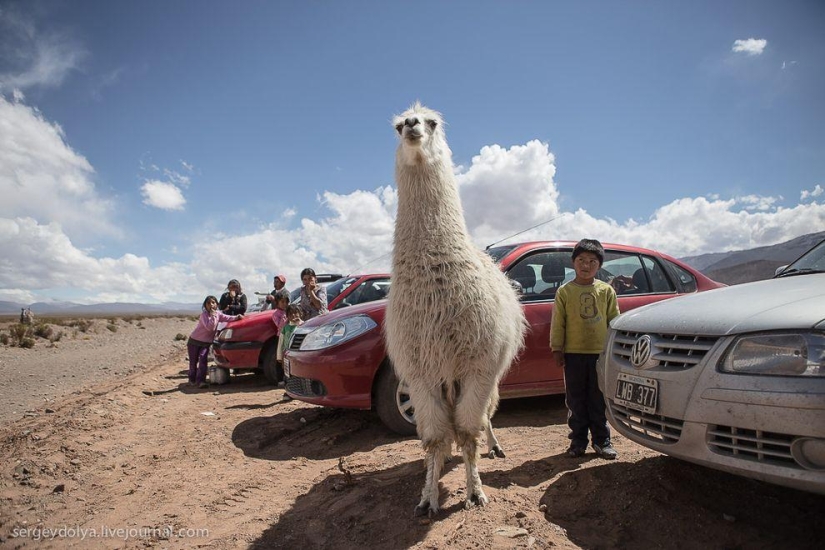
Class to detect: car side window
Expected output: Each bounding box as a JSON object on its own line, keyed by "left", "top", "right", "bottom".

{"left": 601, "top": 252, "right": 646, "bottom": 295}
{"left": 640, "top": 256, "right": 675, "bottom": 293}
{"left": 664, "top": 260, "right": 698, "bottom": 293}
{"left": 507, "top": 251, "right": 572, "bottom": 301}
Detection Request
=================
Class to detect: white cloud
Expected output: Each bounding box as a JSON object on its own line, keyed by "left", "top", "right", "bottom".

{"left": 457, "top": 140, "right": 559, "bottom": 245}
{"left": 732, "top": 38, "right": 767, "bottom": 56}
{"left": 2, "top": 122, "right": 824, "bottom": 304}
{"left": 0, "top": 217, "right": 204, "bottom": 304}
{"left": 801, "top": 185, "right": 823, "bottom": 201}
{"left": 140, "top": 181, "right": 186, "bottom": 211}
{"left": 0, "top": 8, "right": 86, "bottom": 91}
{"left": 0, "top": 94, "right": 119, "bottom": 240}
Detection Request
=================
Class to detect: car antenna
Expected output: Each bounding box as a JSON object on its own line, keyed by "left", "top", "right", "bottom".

{"left": 485, "top": 215, "right": 563, "bottom": 250}
{"left": 351, "top": 251, "right": 392, "bottom": 274}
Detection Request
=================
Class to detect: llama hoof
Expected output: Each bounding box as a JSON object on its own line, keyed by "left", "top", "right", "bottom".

{"left": 466, "top": 490, "right": 489, "bottom": 509}
{"left": 488, "top": 445, "right": 506, "bottom": 459}
{"left": 414, "top": 503, "right": 437, "bottom": 517}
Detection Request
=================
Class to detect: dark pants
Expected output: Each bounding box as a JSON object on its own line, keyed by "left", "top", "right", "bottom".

{"left": 187, "top": 343, "right": 210, "bottom": 384}
{"left": 564, "top": 353, "right": 610, "bottom": 449}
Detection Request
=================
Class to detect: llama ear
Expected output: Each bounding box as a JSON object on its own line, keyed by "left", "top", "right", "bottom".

{"left": 427, "top": 119, "right": 438, "bottom": 131}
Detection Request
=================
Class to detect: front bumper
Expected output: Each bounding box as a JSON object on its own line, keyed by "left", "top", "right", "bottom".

{"left": 602, "top": 331, "right": 825, "bottom": 495}
{"left": 283, "top": 329, "right": 386, "bottom": 410}
{"left": 212, "top": 340, "right": 263, "bottom": 369}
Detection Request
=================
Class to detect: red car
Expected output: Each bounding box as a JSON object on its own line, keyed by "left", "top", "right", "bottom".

{"left": 283, "top": 241, "right": 724, "bottom": 435}
{"left": 212, "top": 274, "right": 391, "bottom": 383}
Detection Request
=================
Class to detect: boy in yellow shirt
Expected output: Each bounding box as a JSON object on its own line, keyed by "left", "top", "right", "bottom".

{"left": 550, "top": 239, "right": 620, "bottom": 459}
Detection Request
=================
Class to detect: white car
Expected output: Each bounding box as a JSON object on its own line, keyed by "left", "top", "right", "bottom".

{"left": 599, "top": 238, "right": 825, "bottom": 494}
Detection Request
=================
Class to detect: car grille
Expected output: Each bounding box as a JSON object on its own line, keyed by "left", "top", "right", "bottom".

{"left": 708, "top": 425, "right": 798, "bottom": 468}
{"left": 612, "top": 331, "right": 719, "bottom": 369}
{"left": 288, "top": 333, "right": 307, "bottom": 351}
{"left": 285, "top": 376, "right": 326, "bottom": 397}
{"left": 609, "top": 401, "right": 683, "bottom": 443}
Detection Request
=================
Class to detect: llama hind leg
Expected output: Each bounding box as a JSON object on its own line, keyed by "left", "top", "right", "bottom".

{"left": 484, "top": 386, "right": 505, "bottom": 459}
{"left": 413, "top": 388, "right": 452, "bottom": 517}
{"left": 454, "top": 376, "right": 497, "bottom": 508}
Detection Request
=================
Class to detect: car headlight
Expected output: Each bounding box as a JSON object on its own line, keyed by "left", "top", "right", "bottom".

{"left": 298, "top": 315, "right": 378, "bottom": 351}
{"left": 721, "top": 332, "right": 825, "bottom": 376}
{"left": 218, "top": 328, "right": 233, "bottom": 341}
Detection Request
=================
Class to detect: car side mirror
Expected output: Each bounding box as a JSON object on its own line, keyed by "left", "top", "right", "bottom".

{"left": 775, "top": 265, "right": 788, "bottom": 276}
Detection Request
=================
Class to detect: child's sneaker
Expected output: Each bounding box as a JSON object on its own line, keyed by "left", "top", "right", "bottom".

{"left": 593, "top": 442, "right": 618, "bottom": 460}
{"left": 566, "top": 445, "right": 586, "bottom": 458}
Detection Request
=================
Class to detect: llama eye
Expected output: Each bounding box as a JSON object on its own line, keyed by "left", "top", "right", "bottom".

{"left": 427, "top": 119, "right": 438, "bottom": 131}
{"left": 395, "top": 123, "right": 404, "bottom": 135}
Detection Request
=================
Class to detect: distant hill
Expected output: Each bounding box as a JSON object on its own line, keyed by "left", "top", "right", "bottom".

{"left": 0, "top": 301, "right": 200, "bottom": 316}
{"left": 680, "top": 231, "right": 824, "bottom": 285}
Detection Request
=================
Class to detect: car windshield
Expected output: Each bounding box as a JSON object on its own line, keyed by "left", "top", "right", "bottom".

{"left": 324, "top": 277, "right": 357, "bottom": 302}
{"left": 775, "top": 239, "right": 825, "bottom": 278}
{"left": 485, "top": 245, "right": 518, "bottom": 264}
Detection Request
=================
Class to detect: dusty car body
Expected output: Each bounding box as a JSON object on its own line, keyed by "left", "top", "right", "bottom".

{"left": 599, "top": 239, "right": 825, "bottom": 494}
{"left": 283, "top": 241, "right": 723, "bottom": 434}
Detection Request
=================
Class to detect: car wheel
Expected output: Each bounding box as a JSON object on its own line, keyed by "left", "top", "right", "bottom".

{"left": 375, "top": 366, "right": 416, "bottom": 436}
{"left": 261, "top": 344, "right": 282, "bottom": 385}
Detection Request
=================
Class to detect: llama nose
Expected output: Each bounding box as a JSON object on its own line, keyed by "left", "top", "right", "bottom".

{"left": 405, "top": 117, "right": 419, "bottom": 128}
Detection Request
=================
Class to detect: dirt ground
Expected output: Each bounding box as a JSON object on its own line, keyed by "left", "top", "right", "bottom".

{"left": 1, "top": 317, "right": 823, "bottom": 549}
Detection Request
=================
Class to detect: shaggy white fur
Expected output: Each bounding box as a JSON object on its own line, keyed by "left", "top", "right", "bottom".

{"left": 384, "top": 102, "right": 527, "bottom": 517}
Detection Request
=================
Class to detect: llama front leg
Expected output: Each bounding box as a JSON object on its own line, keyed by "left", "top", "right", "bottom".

{"left": 413, "top": 387, "right": 452, "bottom": 517}
{"left": 454, "top": 376, "right": 498, "bottom": 508}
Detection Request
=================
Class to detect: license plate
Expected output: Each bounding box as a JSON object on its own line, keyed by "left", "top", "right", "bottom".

{"left": 283, "top": 357, "right": 290, "bottom": 377}
{"left": 614, "top": 372, "right": 658, "bottom": 414}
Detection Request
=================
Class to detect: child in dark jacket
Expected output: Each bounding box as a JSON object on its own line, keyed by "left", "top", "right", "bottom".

{"left": 188, "top": 295, "right": 243, "bottom": 388}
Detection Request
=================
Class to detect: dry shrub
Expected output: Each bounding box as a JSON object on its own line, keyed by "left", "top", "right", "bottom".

{"left": 20, "top": 337, "right": 35, "bottom": 349}
{"left": 106, "top": 323, "right": 118, "bottom": 333}
{"left": 0, "top": 333, "right": 8, "bottom": 346}
{"left": 174, "top": 333, "right": 187, "bottom": 341}
{"left": 33, "top": 323, "right": 53, "bottom": 339}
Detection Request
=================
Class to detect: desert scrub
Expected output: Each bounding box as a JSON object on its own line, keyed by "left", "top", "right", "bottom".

{"left": 0, "top": 333, "right": 8, "bottom": 346}
{"left": 8, "top": 323, "right": 33, "bottom": 347}
{"left": 64, "top": 318, "right": 94, "bottom": 333}
{"left": 50, "top": 330, "right": 63, "bottom": 343}
{"left": 174, "top": 333, "right": 187, "bottom": 341}
{"left": 19, "top": 337, "right": 35, "bottom": 348}
{"left": 33, "top": 323, "right": 53, "bottom": 339}
{"left": 106, "top": 322, "right": 118, "bottom": 333}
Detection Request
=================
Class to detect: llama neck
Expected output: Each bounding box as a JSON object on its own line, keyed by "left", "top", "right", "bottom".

{"left": 393, "top": 159, "right": 471, "bottom": 254}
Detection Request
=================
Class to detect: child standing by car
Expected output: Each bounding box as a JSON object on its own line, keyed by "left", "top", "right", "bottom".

{"left": 277, "top": 304, "right": 304, "bottom": 363}
{"left": 550, "top": 239, "right": 620, "bottom": 459}
{"left": 188, "top": 295, "right": 243, "bottom": 389}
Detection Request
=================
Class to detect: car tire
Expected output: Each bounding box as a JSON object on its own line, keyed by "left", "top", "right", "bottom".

{"left": 375, "top": 365, "right": 416, "bottom": 436}
{"left": 262, "top": 344, "right": 282, "bottom": 385}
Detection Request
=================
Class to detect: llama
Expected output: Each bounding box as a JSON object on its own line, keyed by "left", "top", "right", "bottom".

{"left": 384, "top": 102, "right": 527, "bottom": 517}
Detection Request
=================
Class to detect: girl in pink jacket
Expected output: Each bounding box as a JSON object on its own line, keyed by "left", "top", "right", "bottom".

{"left": 188, "top": 295, "right": 242, "bottom": 388}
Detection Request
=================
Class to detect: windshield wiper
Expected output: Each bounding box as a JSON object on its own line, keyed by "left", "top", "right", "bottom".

{"left": 776, "top": 268, "right": 825, "bottom": 278}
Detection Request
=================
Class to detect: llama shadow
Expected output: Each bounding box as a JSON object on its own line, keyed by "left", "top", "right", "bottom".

{"left": 492, "top": 394, "right": 568, "bottom": 428}
{"left": 483, "top": 451, "right": 597, "bottom": 490}
{"left": 539, "top": 456, "right": 825, "bottom": 549}
{"left": 232, "top": 407, "right": 415, "bottom": 461}
{"left": 250, "top": 459, "right": 456, "bottom": 550}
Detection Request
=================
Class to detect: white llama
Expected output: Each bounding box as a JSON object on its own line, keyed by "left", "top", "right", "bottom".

{"left": 384, "top": 102, "right": 527, "bottom": 517}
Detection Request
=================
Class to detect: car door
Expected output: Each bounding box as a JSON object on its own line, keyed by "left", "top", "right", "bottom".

{"left": 500, "top": 248, "right": 681, "bottom": 398}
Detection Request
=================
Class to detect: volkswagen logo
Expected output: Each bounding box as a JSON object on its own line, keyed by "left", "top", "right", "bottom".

{"left": 630, "top": 335, "right": 652, "bottom": 368}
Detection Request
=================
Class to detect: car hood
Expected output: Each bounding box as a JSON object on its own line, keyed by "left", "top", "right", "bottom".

{"left": 613, "top": 273, "right": 825, "bottom": 335}
{"left": 222, "top": 310, "right": 271, "bottom": 329}
{"left": 301, "top": 299, "right": 387, "bottom": 328}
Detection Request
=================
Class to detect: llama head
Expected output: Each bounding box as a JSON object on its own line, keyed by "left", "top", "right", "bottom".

{"left": 393, "top": 102, "right": 450, "bottom": 167}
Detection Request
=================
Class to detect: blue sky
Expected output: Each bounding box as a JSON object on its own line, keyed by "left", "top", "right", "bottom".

{"left": 1, "top": 0, "right": 823, "bottom": 305}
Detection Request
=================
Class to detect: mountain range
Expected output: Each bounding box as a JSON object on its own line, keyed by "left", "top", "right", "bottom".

{"left": 2, "top": 231, "right": 822, "bottom": 315}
